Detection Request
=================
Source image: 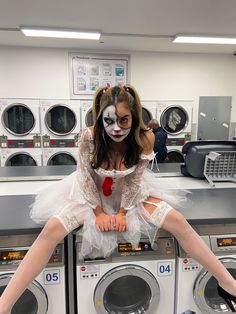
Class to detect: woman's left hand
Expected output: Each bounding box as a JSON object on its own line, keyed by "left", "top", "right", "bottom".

{"left": 112, "top": 211, "right": 127, "bottom": 232}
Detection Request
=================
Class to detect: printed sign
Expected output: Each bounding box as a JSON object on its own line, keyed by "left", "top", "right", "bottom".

{"left": 69, "top": 53, "right": 129, "bottom": 98}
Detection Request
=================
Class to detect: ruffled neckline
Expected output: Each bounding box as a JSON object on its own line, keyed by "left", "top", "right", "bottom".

{"left": 94, "top": 166, "right": 136, "bottom": 177}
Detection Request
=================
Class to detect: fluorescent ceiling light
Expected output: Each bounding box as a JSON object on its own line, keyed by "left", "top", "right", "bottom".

{"left": 173, "top": 35, "right": 236, "bottom": 44}
{"left": 20, "top": 27, "right": 101, "bottom": 40}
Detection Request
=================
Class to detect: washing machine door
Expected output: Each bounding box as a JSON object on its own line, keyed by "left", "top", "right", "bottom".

{"left": 45, "top": 104, "right": 76, "bottom": 135}
{"left": 142, "top": 107, "right": 153, "bottom": 126}
{"left": 160, "top": 106, "right": 188, "bottom": 135}
{"left": 85, "top": 108, "right": 93, "bottom": 127}
{"left": 47, "top": 152, "right": 77, "bottom": 165}
{"left": 94, "top": 264, "right": 160, "bottom": 314}
{"left": 6, "top": 153, "right": 37, "bottom": 166}
{"left": 166, "top": 149, "right": 184, "bottom": 163}
{"left": 193, "top": 258, "right": 236, "bottom": 313}
{"left": 2, "top": 103, "right": 35, "bottom": 136}
{"left": 0, "top": 273, "right": 48, "bottom": 313}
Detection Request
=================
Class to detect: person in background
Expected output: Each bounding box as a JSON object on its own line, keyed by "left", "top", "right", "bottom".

{"left": 148, "top": 118, "right": 168, "bottom": 162}
{"left": 0, "top": 85, "right": 236, "bottom": 313}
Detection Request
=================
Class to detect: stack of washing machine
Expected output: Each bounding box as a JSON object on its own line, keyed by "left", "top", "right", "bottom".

{"left": 156, "top": 101, "right": 193, "bottom": 163}
{"left": 80, "top": 99, "right": 157, "bottom": 130}
{"left": 0, "top": 99, "right": 42, "bottom": 167}
{"left": 40, "top": 99, "right": 81, "bottom": 166}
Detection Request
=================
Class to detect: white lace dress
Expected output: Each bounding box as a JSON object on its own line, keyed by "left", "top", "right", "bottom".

{"left": 30, "top": 128, "right": 189, "bottom": 258}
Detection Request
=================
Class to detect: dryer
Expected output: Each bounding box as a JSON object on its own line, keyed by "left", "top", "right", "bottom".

{"left": 42, "top": 147, "right": 78, "bottom": 166}
{"left": 156, "top": 101, "right": 193, "bottom": 137}
{"left": 142, "top": 101, "right": 157, "bottom": 126}
{"left": 0, "top": 233, "right": 66, "bottom": 314}
{"left": 40, "top": 99, "right": 81, "bottom": 149}
{"left": 0, "top": 98, "right": 41, "bottom": 149}
{"left": 175, "top": 228, "right": 236, "bottom": 314}
{"left": 75, "top": 235, "right": 176, "bottom": 314}
{"left": 80, "top": 100, "right": 93, "bottom": 130}
{"left": 1, "top": 148, "right": 42, "bottom": 166}
{"left": 81, "top": 100, "right": 157, "bottom": 130}
{"left": 166, "top": 146, "right": 185, "bottom": 163}
{"left": 165, "top": 137, "right": 186, "bottom": 163}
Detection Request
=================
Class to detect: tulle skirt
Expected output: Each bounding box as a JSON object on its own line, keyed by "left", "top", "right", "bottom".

{"left": 30, "top": 169, "right": 190, "bottom": 258}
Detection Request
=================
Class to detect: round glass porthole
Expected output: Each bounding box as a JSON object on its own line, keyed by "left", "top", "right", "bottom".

{"left": 0, "top": 273, "right": 48, "bottom": 313}
{"left": 94, "top": 264, "right": 160, "bottom": 314}
{"left": 160, "top": 106, "right": 188, "bottom": 135}
{"left": 2, "top": 103, "right": 35, "bottom": 136}
{"left": 45, "top": 105, "right": 76, "bottom": 135}
{"left": 6, "top": 153, "right": 37, "bottom": 166}
{"left": 47, "top": 152, "right": 77, "bottom": 166}
{"left": 166, "top": 150, "right": 184, "bottom": 163}
{"left": 85, "top": 108, "right": 93, "bottom": 127}
{"left": 194, "top": 258, "right": 236, "bottom": 313}
{"left": 142, "top": 107, "right": 153, "bottom": 126}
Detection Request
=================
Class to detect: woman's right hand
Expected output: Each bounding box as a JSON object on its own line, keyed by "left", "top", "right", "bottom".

{"left": 94, "top": 206, "right": 111, "bottom": 232}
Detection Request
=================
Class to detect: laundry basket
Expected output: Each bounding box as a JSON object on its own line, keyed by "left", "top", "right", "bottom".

{"left": 204, "top": 151, "right": 236, "bottom": 187}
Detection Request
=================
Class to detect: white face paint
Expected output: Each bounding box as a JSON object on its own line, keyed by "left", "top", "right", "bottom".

{"left": 102, "top": 105, "right": 131, "bottom": 142}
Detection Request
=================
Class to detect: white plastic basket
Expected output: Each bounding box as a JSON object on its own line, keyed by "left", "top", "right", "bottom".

{"left": 204, "top": 151, "right": 236, "bottom": 187}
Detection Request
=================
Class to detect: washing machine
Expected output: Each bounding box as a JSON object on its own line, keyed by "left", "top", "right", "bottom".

{"left": 76, "top": 235, "right": 176, "bottom": 314}
{"left": 165, "top": 136, "right": 186, "bottom": 163}
{"left": 80, "top": 100, "right": 93, "bottom": 130}
{"left": 166, "top": 146, "right": 185, "bottom": 163}
{"left": 175, "top": 227, "right": 236, "bottom": 314}
{"left": 0, "top": 98, "right": 41, "bottom": 149}
{"left": 42, "top": 147, "right": 78, "bottom": 166}
{"left": 40, "top": 99, "right": 81, "bottom": 149}
{"left": 156, "top": 101, "right": 193, "bottom": 137}
{"left": 142, "top": 101, "right": 157, "bottom": 126}
{"left": 1, "top": 148, "right": 42, "bottom": 166}
{"left": 0, "top": 233, "right": 66, "bottom": 314}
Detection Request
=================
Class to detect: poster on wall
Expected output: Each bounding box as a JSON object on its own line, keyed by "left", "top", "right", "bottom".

{"left": 69, "top": 53, "right": 129, "bottom": 99}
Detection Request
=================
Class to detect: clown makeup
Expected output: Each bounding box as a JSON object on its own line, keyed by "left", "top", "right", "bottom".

{"left": 102, "top": 103, "right": 132, "bottom": 142}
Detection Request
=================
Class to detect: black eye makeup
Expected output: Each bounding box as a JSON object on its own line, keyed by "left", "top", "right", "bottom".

{"left": 103, "top": 117, "right": 115, "bottom": 125}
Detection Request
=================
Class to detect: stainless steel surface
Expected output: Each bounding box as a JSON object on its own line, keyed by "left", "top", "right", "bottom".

{"left": 0, "top": 165, "right": 76, "bottom": 182}
{"left": 0, "top": 164, "right": 184, "bottom": 182}
{"left": 198, "top": 96, "right": 232, "bottom": 141}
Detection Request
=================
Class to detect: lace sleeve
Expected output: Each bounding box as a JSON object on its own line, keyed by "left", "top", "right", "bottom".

{"left": 120, "top": 153, "right": 154, "bottom": 210}
{"left": 76, "top": 128, "right": 101, "bottom": 209}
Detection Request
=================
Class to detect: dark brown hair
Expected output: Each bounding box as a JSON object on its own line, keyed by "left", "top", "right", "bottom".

{"left": 148, "top": 119, "right": 160, "bottom": 129}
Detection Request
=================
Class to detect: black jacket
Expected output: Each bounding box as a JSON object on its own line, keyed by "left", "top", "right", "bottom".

{"left": 152, "top": 127, "right": 168, "bottom": 162}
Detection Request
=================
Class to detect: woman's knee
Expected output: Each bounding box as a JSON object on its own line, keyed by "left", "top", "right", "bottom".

{"left": 161, "top": 209, "right": 190, "bottom": 235}
{"left": 39, "top": 217, "right": 68, "bottom": 243}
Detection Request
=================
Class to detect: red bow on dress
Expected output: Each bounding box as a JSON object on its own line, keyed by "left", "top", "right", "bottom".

{"left": 102, "top": 177, "right": 113, "bottom": 196}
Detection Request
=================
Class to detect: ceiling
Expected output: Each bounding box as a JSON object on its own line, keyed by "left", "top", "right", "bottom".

{"left": 1, "top": 0, "right": 236, "bottom": 54}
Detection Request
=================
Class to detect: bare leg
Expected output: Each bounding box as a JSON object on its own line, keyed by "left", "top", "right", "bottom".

{"left": 162, "top": 209, "right": 236, "bottom": 296}
{"left": 0, "top": 217, "right": 69, "bottom": 313}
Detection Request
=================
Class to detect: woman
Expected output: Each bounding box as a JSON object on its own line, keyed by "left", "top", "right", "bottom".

{"left": 148, "top": 118, "right": 168, "bottom": 162}
{"left": 0, "top": 85, "right": 236, "bottom": 313}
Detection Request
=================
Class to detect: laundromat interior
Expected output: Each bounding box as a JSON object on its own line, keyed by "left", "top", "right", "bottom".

{"left": 0, "top": 1, "right": 236, "bottom": 313}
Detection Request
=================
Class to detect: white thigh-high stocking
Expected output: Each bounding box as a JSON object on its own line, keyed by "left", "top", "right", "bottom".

{"left": 0, "top": 217, "right": 68, "bottom": 314}
{"left": 162, "top": 209, "right": 236, "bottom": 296}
